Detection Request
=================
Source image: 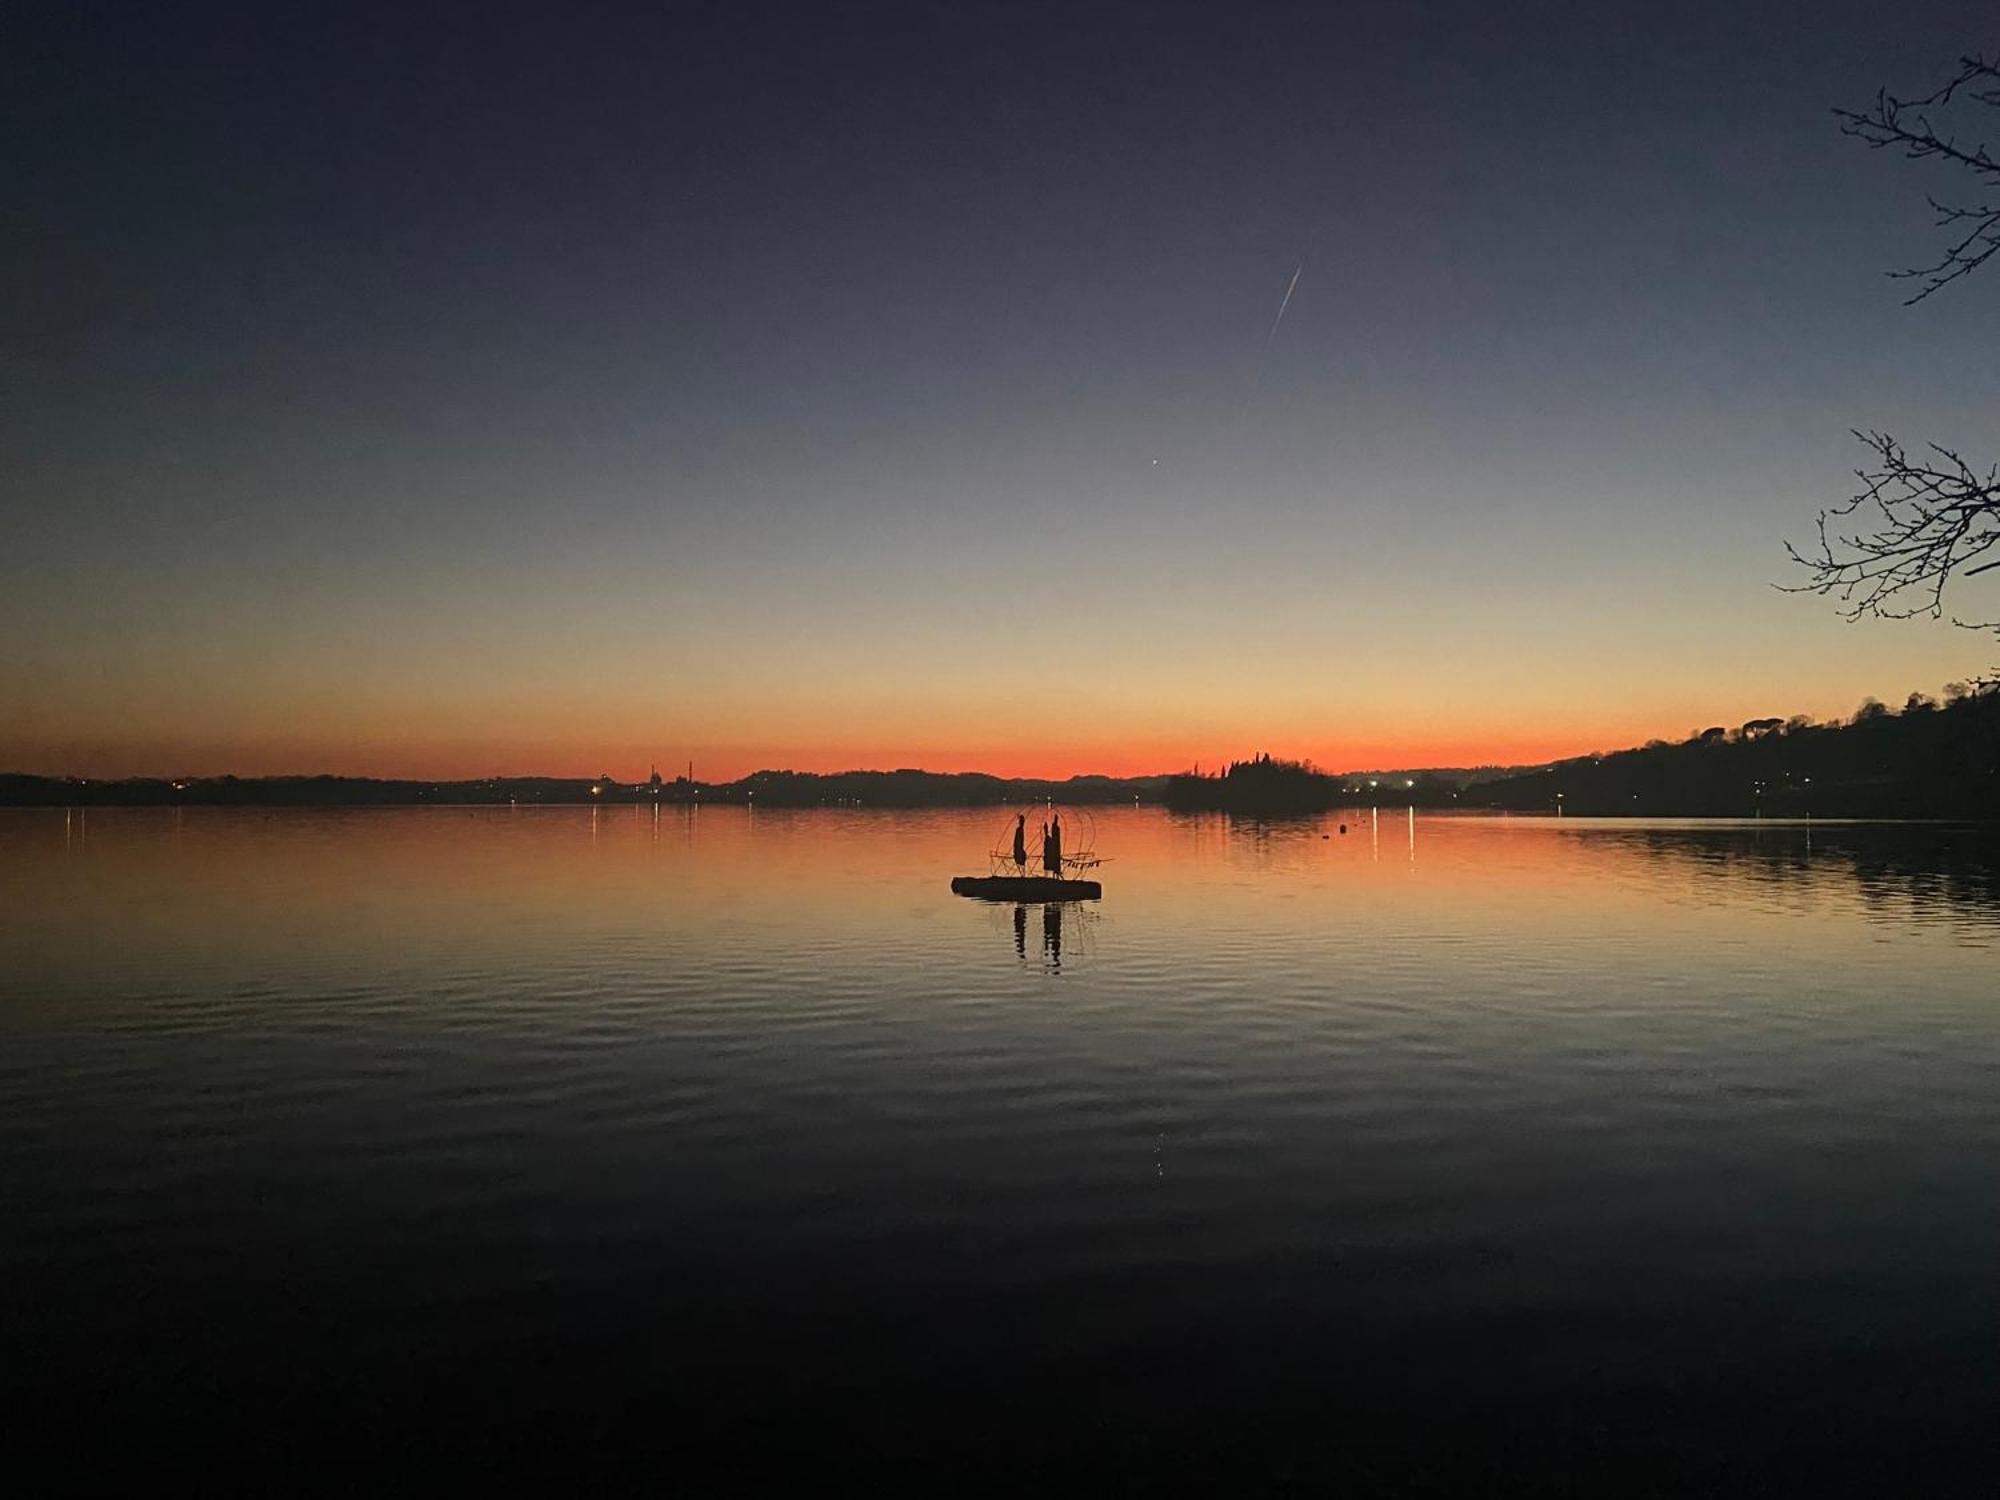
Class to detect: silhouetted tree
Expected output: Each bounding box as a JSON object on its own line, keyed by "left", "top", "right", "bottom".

{"left": 1786, "top": 53, "right": 2000, "bottom": 647}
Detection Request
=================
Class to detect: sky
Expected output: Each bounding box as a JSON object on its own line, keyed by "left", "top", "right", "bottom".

{"left": 5, "top": 0, "right": 1997, "bottom": 780}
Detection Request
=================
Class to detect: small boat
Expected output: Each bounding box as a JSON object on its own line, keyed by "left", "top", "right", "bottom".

{"left": 952, "top": 805, "right": 1104, "bottom": 902}
{"left": 951, "top": 874, "right": 1102, "bottom": 901}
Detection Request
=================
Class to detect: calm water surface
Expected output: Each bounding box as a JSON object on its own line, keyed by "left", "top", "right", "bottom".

{"left": 4, "top": 806, "right": 1997, "bottom": 1490}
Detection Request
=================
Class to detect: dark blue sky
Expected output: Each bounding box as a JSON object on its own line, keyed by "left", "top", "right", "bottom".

{"left": 5, "top": 1, "right": 1996, "bottom": 775}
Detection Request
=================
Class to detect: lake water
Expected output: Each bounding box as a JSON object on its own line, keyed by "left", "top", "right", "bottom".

{"left": 4, "top": 805, "right": 1996, "bottom": 1491}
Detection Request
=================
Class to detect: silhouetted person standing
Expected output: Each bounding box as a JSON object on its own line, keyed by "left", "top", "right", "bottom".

{"left": 1012, "top": 814, "right": 1028, "bottom": 872}
{"left": 1043, "top": 814, "right": 1062, "bottom": 875}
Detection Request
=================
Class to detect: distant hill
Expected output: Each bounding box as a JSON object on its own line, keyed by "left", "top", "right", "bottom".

{"left": 5, "top": 685, "right": 1994, "bottom": 815}
{"left": 720, "top": 769, "right": 1170, "bottom": 807}
{"left": 0, "top": 770, "right": 1173, "bottom": 808}
{"left": 0, "top": 774, "right": 606, "bottom": 807}
{"left": 1466, "top": 686, "right": 2000, "bottom": 818}
{"left": 1142, "top": 689, "right": 2000, "bottom": 818}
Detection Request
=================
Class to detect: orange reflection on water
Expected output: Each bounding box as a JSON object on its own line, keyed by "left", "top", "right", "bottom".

{"left": 4, "top": 806, "right": 1994, "bottom": 1012}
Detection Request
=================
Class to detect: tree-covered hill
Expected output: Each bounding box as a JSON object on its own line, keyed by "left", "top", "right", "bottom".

{"left": 1468, "top": 685, "right": 1999, "bottom": 817}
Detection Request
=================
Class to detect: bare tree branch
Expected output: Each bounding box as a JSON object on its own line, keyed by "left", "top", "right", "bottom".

{"left": 1785, "top": 53, "right": 2000, "bottom": 655}
{"left": 1782, "top": 431, "right": 2000, "bottom": 635}
{"left": 1833, "top": 52, "right": 2000, "bottom": 302}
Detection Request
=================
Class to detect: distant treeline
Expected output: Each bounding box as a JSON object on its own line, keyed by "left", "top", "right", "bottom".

{"left": 1470, "top": 684, "right": 2000, "bottom": 818}
{"left": 0, "top": 774, "right": 624, "bottom": 807}
{"left": 722, "top": 770, "right": 1170, "bottom": 807}
{"left": 0, "top": 770, "right": 1172, "bottom": 809}
{"left": 5, "top": 682, "right": 1995, "bottom": 814}
{"left": 1161, "top": 684, "right": 1999, "bottom": 818}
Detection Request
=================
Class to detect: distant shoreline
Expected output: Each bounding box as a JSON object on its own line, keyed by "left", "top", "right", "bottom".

{"left": 6, "top": 798, "right": 1987, "bottom": 827}
{"left": 0, "top": 764, "right": 1526, "bottom": 811}
{"left": 6, "top": 689, "right": 1997, "bottom": 818}
{"left": 0, "top": 771, "right": 1177, "bottom": 810}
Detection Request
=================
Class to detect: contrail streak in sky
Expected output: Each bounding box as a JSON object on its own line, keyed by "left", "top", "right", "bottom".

{"left": 1264, "top": 262, "right": 1302, "bottom": 348}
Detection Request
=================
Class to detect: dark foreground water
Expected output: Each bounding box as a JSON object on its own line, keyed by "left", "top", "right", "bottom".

{"left": 4, "top": 806, "right": 1997, "bottom": 1492}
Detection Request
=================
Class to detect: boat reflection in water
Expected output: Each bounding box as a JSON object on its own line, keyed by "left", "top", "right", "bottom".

{"left": 1006, "top": 899, "right": 1093, "bottom": 971}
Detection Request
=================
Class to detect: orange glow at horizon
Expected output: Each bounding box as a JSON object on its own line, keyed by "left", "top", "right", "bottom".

{"left": 10, "top": 510, "right": 1994, "bottom": 786}
{"left": 7, "top": 606, "right": 1990, "bottom": 784}
{"left": 0, "top": 718, "right": 1850, "bottom": 784}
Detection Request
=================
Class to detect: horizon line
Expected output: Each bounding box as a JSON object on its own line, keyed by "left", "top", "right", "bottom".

{"left": 2, "top": 756, "right": 1555, "bottom": 787}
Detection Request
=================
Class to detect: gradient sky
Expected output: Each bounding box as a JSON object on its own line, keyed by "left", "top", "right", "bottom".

{"left": 6, "top": 0, "right": 1997, "bottom": 779}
